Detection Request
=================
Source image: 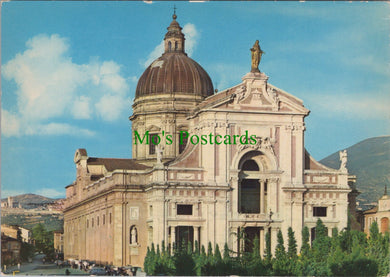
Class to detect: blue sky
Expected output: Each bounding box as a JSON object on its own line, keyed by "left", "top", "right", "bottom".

{"left": 1, "top": 2, "right": 389, "bottom": 199}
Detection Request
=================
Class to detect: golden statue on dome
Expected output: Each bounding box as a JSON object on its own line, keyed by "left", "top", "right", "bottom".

{"left": 250, "top": 40, "right": 265, "bottom": 73}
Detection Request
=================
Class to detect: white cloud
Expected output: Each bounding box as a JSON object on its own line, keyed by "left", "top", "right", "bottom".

{"left": 208, "top": 63, "right": 248, "bottom": 91}
{"left": 25, "top": 123, "right": 95, "bottom": 137}
{"left": 1, "top": 110, "right": 21, "bottom": 137}
{"left": 182, "top": 23, "right": 199, "bottom": 57}
{"left": 72, "top": 96, "right": 92, "bottom": 119}
{"left": 99, "top": 61, "right": 129, "bottom": 93}
{"left": 2, "top": 34, "right": 131, "bottom": 137}
{"left": 35, "top": 188, "right": 65, "bottom": 198}
{"left": 142, "top": 40, "right": 165, "bottom": 68}
{"left": 95, "top": 95, "right": 130, "bottom": 122}
{"left": 141, "top": 23, "right": 199, "bottom": 68}
{"left": 1, "top": 190, "right": 27, "bottom": 199}
{"left": 305, "top": 93, "right": 390, "bottom": 120}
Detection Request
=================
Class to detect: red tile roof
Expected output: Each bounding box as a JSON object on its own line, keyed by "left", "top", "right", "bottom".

{"left": 87, "top": 158, "right": 151, "bottom": 171}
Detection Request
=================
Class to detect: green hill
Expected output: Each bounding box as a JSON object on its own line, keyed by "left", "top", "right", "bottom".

{"left": 1, "top": 213, "right": 63, "bottom": 231}
{"left": 320, "top": 136, "right": 390, "bottom": 208}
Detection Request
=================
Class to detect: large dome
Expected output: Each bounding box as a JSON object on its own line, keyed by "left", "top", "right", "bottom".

{"left": 136, "top": 53, "right": 214, "bottom": 98}
{"left": 135, "top": 14, "right": 214, "bottom": 99}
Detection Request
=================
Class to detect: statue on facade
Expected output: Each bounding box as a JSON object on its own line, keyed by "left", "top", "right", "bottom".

{"left": 339, "top": 150, "right": 347, "bottom": 172}
{"left": 250, "top": 40, "right": 265, "bottom": 73}
{"left": 131, "top": 226, "right": 137, "bottom": 244}
{"left": 156, "top": 144, "right": 164, "bottom": 164}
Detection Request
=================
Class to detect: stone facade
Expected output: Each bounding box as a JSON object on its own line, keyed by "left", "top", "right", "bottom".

{"left": 54, "top": 231, "right": 64, "bottom": 253}
{"left": 64, "top": 14, "right": 356, "bottom": 268}
{"left": 363, "top": 188, "right": 390, "bottom": 234}
{"left": 1, "top": 225, "right": 31, "bottom": 243}
{"left": 1, "top": 233, "right": 21, "bottom": 265}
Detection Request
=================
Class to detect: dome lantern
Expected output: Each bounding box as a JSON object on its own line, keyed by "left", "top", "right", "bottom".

{"left": 135, "top": 12, "right": 214, "bottom": 99}
{"left": 164, "top": 12, "right": 185, "bottom": 54}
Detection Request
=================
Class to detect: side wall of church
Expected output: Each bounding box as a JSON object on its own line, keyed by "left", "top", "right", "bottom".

{"left": 64, "top": 189, "right": 148, "bottom": 267}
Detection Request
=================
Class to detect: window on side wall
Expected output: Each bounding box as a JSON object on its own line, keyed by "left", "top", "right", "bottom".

{"left": 313, "top": 207, "right": 327, "bottom": 217}
{"left": 149, "top": 134, "right": 159, "bottom": 155}
{"left": 177, "top": 204, "right": 193, "bottom": 215}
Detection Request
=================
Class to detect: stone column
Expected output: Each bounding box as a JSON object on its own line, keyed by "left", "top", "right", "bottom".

{"left": 260, "top": 228, "right": 265, "bottom": 257}
{"left": 271, "top": 228, "right": 278, "bottom": 256}
{"left": 230, "top": 226, "right": 237, "bottom": 255}
{"left": 171, "top": 226, "right": 176, "bottom": 245}
{"left": 231, "top": 172, "right": 239, "bottom": 216}
{"left": 194, "top": 226, "right": 199, "bottom": 245}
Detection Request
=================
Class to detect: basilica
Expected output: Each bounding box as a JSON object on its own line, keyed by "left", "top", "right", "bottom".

{"left": 63, "top": 13, "right": 357, "bottom": 267}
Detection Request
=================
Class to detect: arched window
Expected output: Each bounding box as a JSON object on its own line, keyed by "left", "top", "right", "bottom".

{"left": 168, "top": 41, "right": 172, "bottom": 52}
{"left": 242, "top": 160, "right": 259, "bottom": 171}
{"left": 175, "top": 41, "right": 178, "bottom": 50}
{"left": 179, "top": 133, "right": 188, "bottom": 154}
{"left": 238, "top": 152, "right": 268, "bottom": 214}
{"left": 103, "top": 214, "right": 105, "bottom": 225}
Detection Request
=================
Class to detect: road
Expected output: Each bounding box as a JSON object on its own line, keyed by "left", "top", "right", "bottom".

{"left": 1, "top": 254, "right": 87, "bottom": 276}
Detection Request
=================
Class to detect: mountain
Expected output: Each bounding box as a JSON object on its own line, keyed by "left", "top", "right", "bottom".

{"left": 320, "top": 136, "right": 390, "bottom": 209}
{"left": 1, "top": 194, "right": 64, "bottom": 231}
{"left": 1, "top": 193, "right": 56, "bottom": 205}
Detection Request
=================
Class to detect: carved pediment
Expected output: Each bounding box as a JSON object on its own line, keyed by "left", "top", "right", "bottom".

{"left": 146, "top": 125, "right": 161, "bottom": 132}
{"left": 191, "top": 73, "right": 310, "bottom": 116}
{"left": 238, "top": 136, "right": 275, "bottom": 156}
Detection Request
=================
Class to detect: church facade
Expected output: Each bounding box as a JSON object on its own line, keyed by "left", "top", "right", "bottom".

{"left": 63, "top": 14, "right": 356, "bottom": 267}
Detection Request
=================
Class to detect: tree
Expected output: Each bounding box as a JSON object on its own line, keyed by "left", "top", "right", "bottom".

{"left": 367, "top": 221, "right": 389, "bottom": 276}
{"left": 174, "top": 242, "right": 196, "bottom": 276}
{"left": 207, "top": 242, "right": 213, "bottom": 260}
{"left": 286, "top": 227, "right": 299, "bottom": 275}
{"left": 214, "top": 244, "right": 222, "bottom": 262}
{"left": 310, "top": 219, "right": 332, "bottom": 276}
{"left": 32, "top": 223, "right": 54, "bottom": 257}
{"left": 20, "top": 242, "right": 35, "bottom": 262}
{"left": 287, "top": 227, "right": 297, "bottom": 259}
{"left": 246, "top": 236, "right": 267, "bottom": 276}
{"left": 273, "top": 230, "right": 288, "bottom": 275}
{"left": 223, "top": 243, "right": 230, "bottom": 261}
{"left": 195, "top": 245, "right": 207, "bottom": 276}
{"left": 194, "top": 240, "right": 200, "bottom": 255}
{"left": 300, "top": 226, "right": 310, "bottom": 257}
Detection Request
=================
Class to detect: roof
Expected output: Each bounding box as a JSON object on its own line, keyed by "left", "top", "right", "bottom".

{"left": 136, "top": 52, "right": 214, "bottom": 98}
{"left": 1, "top": 233, "right": 19, "bottom": 242}
{"left": 304, "top": 150, "right": 334, "bottom": 171}
{"left": 87, "top": 157, "right": 150, "bottom": 171}
{"left": 363, "top": 206, "right": 378, "bottom": 214}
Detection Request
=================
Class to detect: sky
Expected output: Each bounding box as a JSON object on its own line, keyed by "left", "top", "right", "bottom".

{"left": 1, "top": 1, "right": 389, "bottom": 199}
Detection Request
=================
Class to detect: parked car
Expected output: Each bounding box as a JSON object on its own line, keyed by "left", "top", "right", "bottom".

{"left": 89, "top": 267, "right": 107, "bottom": 276}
